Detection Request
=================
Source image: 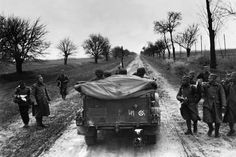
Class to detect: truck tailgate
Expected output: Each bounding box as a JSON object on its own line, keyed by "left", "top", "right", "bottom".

{"left": 84, "top": 97, "right": 149, "bottom": 125}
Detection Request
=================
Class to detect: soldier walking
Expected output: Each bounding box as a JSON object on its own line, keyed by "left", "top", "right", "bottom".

{"left": 177, "top": 76, "right": 201, "bottom": 135}
{"left": 201, "top": 74, "right": 226, "bottom": 137}
{"left": 57, "top": 73, "right": 69, "bottom": 100}
{"left": 223, "top": 72, "right": 236, "bottom": 136}
{"left": 197, "top": 66, "right": 210, "bottom": 82}
{"left": 189, "top": 71, "right": 196, "bottom": 85}
{"left": 32, "top": 75, "right": 51, "bottom": 128}
{"left": 133, "top": 67, "right": 146, "bottom": 78}
{"left": 91, "top": 69, "right": 104, "bottom": 81}
{"left": 14, "top": 81, "right": 31, "bottom": 128}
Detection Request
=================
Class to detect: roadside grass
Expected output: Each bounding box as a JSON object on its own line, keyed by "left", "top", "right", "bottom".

{"left": 142, "top": 53, "right": 236, "bottom": 86}
{"left": 0, "top": 55, "right": 136, "bottom": 125}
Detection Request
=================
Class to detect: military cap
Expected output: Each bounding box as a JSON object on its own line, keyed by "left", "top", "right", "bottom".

{"left": 209, "top": 73, "right": 218, "bottom": 80}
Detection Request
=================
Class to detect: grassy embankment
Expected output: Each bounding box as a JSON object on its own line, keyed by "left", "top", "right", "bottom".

{"left": 142, "top": 49, "right": 236, "bottom": 88}
{"left": 0, "top": 55, "right": 136, "bottom": 125}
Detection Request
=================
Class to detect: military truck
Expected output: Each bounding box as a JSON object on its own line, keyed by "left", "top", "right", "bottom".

{"left": 74, "top": 75, "right": 160, "bottom": 146}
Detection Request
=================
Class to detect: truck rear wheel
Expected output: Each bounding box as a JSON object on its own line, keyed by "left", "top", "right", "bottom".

{"left": 85, "top": 135, "right": 97, "bottom": 146}
{"left": 85, "top": 127, "right": 97, "bottom": 146}
{"left": 146, "top": 135, "right": 156, "bottom": 145}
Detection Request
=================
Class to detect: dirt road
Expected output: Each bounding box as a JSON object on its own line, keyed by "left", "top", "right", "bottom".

{"left": 38, "top": 56, "right": 236, "bottom": 157}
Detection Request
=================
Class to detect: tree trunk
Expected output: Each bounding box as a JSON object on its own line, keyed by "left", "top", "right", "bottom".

{"left": 206, "top": 0, "right": 217, "bottom": 69}
{"left": 16, "top": 59, "right": 23, "bottom": 74}
{"left": 95, "top": 56, "right": 98, "bottom": 63}
{"left": 169, "top": 31, "right": 176, "bottom": 61}
{"left": 121, "top": 57, "right": 124, "bottom": 68}
{"left": 64, "top": 56, "right": 68, "bottom": 65}
{"left": 186, "top": 48, "right": 191, "bottom": 57}
{"left": 162, "top": 51, "right": 166, "bottom": 59}
{"left": 164, "top": 33, "right": 171, "bottom": 59}
{"left": 105, "top": 54, "right": 109, "bottom": 61}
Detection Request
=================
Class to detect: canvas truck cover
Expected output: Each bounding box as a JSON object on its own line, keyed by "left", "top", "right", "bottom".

{"left": 74, "top": 75, "right": 157, "bottom": 100}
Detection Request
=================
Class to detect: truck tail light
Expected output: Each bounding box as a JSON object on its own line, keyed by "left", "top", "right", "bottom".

{"left": 76, "top": 109, "right": 84, "bottom": 126}
{"left": 150, "top": 107, "right": 161, "bottom": 124}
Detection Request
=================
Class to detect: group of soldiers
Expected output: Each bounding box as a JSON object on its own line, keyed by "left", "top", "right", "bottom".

{"left": 14, "top": 73, "right": 69, "bottom": 128}
{"left": 91, "top": 66, "right": 147, "bottom": 81}
{"left": 177, "top": 67, "right": 236, "bottom": 137}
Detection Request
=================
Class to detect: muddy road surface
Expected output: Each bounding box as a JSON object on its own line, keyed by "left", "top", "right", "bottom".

{"left": 38, "top": 56, "right": 236, "bottom": 157}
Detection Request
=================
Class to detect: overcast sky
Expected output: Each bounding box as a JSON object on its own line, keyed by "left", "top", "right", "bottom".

{"left": 1, "top": 0, "right": 236, "bottom": 59}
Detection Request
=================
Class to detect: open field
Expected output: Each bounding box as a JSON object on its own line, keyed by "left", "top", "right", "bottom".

{"left": 145, "top": 48, "right": 236, "bottom": 82}
{"left": 0, "top": 56, "right": 136, "bottom": 125}
{"left": 175, "top": 48, "right": 236, "bottom": 59}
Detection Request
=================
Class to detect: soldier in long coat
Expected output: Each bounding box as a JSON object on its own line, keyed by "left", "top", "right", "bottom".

{"left": 201, "top": 73, "right": 226, "bottom": 137}
{"left": 177, "top": 76, "right": 201, "bottom": 135}
{"left": 223, "top": 72, "right": 236, "bottom": 136}
{"left": 57, "top": 73, "right": 69, "bottom": 100}
{"left": 32, "top": 75, "right": 51, "bottom": 128}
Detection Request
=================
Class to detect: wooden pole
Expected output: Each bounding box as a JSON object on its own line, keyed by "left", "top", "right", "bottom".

{"left": 179, "top": 45, "right": 182, "bottom": 58}
{"left": 201, "top": 36, "right": 203, "bottom": 55}
{"left": 224, "top": 34, "right": 227, "bottom": 57}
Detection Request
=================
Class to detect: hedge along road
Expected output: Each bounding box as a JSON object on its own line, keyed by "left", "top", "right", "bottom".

{"left": 39, "top": 56, "right": 236, "bottom": 157}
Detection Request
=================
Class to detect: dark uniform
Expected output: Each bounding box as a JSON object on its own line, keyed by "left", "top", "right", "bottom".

{"left": 91, "top": 69, "right": 104, "bottom": 81}
{"left": 223, "top": 72, "right": 236, "bottom": 136}
{"left": 221, "top": 73, "right": 231, "bottom": 96}
{"left": 197, "top": 67, "right": 210, "bottom": 82}
{"left": 57, "top": 74, "right": 69, "bottom": 100}
{"left": 177, "top": 76, "right": 201, "bottom": 135}
{"left": 118, "top": 69, "right": 127, "bottom": 75}
{"left": 104, "top": 71, "right": 112, "bottom": 78}
{"left": 201, "top": 74, "right": 226, "bottom": 137}
{"left": 14, "top": 82, "right": 31, "bottom": 127}
{"left": 32, "top": 75, "right": 51, "bottom": 127}
{"left": 189, "top": 71, "right": 196, "bottom": 85}
{"left": 133, "top": 67, "right": 146, "bottom": 78}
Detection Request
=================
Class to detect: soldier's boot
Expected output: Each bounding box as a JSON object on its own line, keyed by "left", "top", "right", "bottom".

{"left": 227, "top": 123, "right": 235, "bottom": 136}
{"left": 193, "top": 121, "right": 198, "bottom": 133}
{"left": 207, "top": 123, "right": 214, "bottom": 136}
{"left": 36, "top": 117, "right": 46, "bottom": 128}
{"left": 185, "top": 120, "right": 193, "bottom": 135}
{"left": 215, "top": 123, "right": 220, "bottom": 138}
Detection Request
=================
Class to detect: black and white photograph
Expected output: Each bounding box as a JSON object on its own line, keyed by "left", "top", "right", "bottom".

{"left": 1, "top": 0, "right": 236, "bottom": 157}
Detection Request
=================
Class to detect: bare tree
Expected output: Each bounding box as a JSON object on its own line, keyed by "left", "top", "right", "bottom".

{"left": 153, "top": 20, "right": 171, "bottom": 59}
{"left": 175, "top": 24, "right": 199, "bottom": 58}
{"left": 0, "top": 15, "right": 50, "bottom": 73}
{"left": 83, "top": 34, "right": 111, "bottom": 63}
{"left": 111, "top": 46, "right": 130, "bottom": 68}
{"left": 201, "top": 0, "right": 236, "bottom": 69}
{"left": 101, "top": 39, "right": 111, "bottom": 61}
{"left": 154, "top": 39, "right": 167, "bottom": 59}
{"left": 166, "top": 12, "right": 182, "bottom": 61}
{"left": 57, "top": 38, "right": 77, "bottom": 65}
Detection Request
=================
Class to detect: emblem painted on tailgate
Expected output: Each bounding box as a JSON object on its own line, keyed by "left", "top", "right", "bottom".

{"left": 138, "top": 110, "right": 145, "bottom": 116}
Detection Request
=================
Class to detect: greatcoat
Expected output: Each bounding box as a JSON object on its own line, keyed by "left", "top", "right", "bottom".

{"left": 32, "top": 82, "right": 50, "bottom": 117}
{"left": 202, "top": 82, "right": 226, "bottom": 123}
{"left": 177, "top": 85, "right": 201, "bottom": 121}
{"left": 223, "top": 83, "right": 236, "bottom": 123}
